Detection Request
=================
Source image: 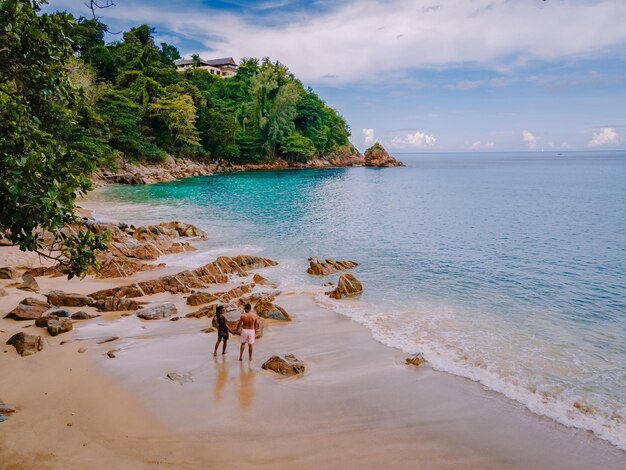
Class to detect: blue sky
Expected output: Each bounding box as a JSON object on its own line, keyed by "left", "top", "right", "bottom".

{"left": 45, "top": 0, "right": 626, "bottom": 152}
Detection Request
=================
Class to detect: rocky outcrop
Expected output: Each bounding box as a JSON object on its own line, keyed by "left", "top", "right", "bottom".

{"left": 90, "top": 255, "right": 276, "bottom": 300}
{"left": 252, "top": 273, "right": 275, "bottom": 287}
{"left": 254, "top": 299, "right": 291, "bottom": 321}
{"left": 185, "top": 304, "right": 218, "bottom": 319}
{"left": 93, "top": 297, "right": 142, "bottom": 312}
{"left": 17, "top": 273, "right": 39, "bottom": 292}
{"left": 186, "top": 292, "right": 218, "bottom": 306}
{"left": 364, "top": 143, "right": 404, "bottom": 168}
{"left": 4, "top": 298, "right": 50, "bottom": 321}
{"left": 261, "top": 354, "right": 305, "bottom": 376}
{"left": 46, "top": 290, "right": 94, "bottom": 307}
{"left": 6, "top": 332, "right": 45, "bottom": 356}
{"left": 0, "top": 267, "right": 19, "bottom": 279}
{"left": 0, "top": 401, "right": 16, "bottom": 423}
{"left": 137, "top": 303, "right": 177, "bottom": 320}
{"left": 306, "top": 258, "right": 359, "bottom": 276}
{"left": 159, "top": 221, "right": 207, "bottom": 238}
{"left": 220, "top": 284, "right": 254, "bottom": 303}
{"left": 405, "top": 354, "right": 426, "bottom": 367}
{"left": 326, "top": 273, "right": 363, "bottom": 299}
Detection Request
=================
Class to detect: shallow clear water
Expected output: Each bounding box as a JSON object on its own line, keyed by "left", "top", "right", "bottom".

{"left": 89, "top": 151, "right": 626, "bottom": 449}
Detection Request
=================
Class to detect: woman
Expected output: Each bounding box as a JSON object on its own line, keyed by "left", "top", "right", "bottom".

{"left": 213, "top": 305, "right": 228, "bottom": 356}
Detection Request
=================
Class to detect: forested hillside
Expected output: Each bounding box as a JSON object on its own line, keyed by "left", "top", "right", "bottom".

{"left": 68, "top": 19, "right": 353, "bottom": 166}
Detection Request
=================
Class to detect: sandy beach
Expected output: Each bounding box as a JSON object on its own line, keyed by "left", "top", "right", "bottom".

{"left": 1, "top": 211, "right": 625, "bottom": 470}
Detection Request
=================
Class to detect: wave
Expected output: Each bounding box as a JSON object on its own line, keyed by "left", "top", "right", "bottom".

{"left": 313, "top": 292, "right": 626, "bottom": 451}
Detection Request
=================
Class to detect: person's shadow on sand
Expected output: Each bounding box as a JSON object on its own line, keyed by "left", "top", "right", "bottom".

{"left": 237, "top": 361, "right": 255, "bottom": 409}
{"left": 213, "top": 356, "right": 228, "bottom": 402}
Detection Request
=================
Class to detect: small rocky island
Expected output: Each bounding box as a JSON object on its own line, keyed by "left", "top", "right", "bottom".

{"left": 364, "top": 143, "right": 405, "bottom": 167}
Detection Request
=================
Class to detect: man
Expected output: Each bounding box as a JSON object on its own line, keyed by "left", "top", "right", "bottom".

{"left": 213, "top": 305, "right": 228, "bottom": 356}
{"left": 237, "top": 303, "right": 259, "bottom": 361}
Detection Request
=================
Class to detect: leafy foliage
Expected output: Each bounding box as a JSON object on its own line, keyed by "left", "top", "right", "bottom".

{"left": 0, "top": 4, "right": 352, "bottom": 276}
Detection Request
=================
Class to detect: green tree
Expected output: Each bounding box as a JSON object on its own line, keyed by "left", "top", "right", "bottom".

{"left": 149, "top": 93, "right": 201, "bottom": 152}
{"left": 0, "top": 0, "right": 107, "bottom": 278}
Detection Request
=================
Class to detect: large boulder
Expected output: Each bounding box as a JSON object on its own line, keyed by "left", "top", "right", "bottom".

{"left": 261, "top": 354, "right": 305, "bottom": 376}
{"left": 0, "top": 267, "right": 19, "bottom": 279}
{"left": 6, "top": 332, "right": 45, "bottom": 356}
{"left": 93, "top": 297, "right": 142, "bottom": 312}
{"left": 17, "top": 273, "right": 39, "bottom": 293}
{"left": 46, "top": 290, "right": 94, "bottom": 307}
{"left": 306, "top": 258, "right": 359, "bottom": 276}
{"left": 4, "top": 298, "right": 50, "bottom": 321}
{"left": 255, "top": 299, "right": 291, "bottom": 321}
{"left": 233, "top": 255, "right": 277, "bottom": 271}
{"left": 326, "top": 274, "right": 363, "bottom": 299}
{"left": 186, "top": 292, "right": 218, "bottom": 306}
{"left": 364, "top": 143, "right": 405, "bottom": 168}
{"left": 137, "top": 303, "right": 177, "bottom": 320}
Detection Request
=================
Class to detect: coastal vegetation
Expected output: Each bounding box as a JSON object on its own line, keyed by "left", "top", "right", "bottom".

{"left": 0, "top": 1, "right": 352, "bottom": 276}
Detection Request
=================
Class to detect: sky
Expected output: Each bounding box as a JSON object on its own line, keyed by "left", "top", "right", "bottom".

{"left": 43, "top": 0, "right": 626, "bottom": 153}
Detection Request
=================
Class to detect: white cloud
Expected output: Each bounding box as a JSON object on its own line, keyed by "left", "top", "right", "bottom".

{"left": 362, "top": 128, "right": 378, "bottom": 146}
{"left": 522, "top": 130, "right": 537, "bottom": 149}
{"left": 588, "top": 127, "right": 619, "bottom": 147}
{"left": 48, "top": 0, "right": 626, "bottom": 84}
{"left": 449, "top": 80, "right": 485, "bottom": 91}
{"left": 471, "top": 140, "right": 495, "bottom": 150}
{"left": 391, "top": 131, "right": 437, "bottom": 148}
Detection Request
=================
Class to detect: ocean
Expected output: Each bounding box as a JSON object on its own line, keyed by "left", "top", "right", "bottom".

{"left": 87, "top": 151, "right": 626, "bottom": 449}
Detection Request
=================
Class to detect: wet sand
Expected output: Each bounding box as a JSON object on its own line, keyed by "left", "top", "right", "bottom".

{"left": 1, "top": 242, "right": 625, "bottom": 468}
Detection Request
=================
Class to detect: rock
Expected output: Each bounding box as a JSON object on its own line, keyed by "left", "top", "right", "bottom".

{"left": 47, "top": 318, "right": 73, "bottom": 336}
{"left": 220, "top": 284, "right": 254, "bottom": 303}
{"left": 137, "top": 303, "right": 177, "bottom": 320}
{"left": 159, "top": 221, "right": 208, "bottom": 238}
{"left": 201, "top": 327, "right": 216, "bottom": 334}
{"left": 26, "top": 266, "right": 63, "bottom": 277}
{"left": 48, "top": 309, "right": 71, "bottom": 318}
{"left": 254, "top": 299, "right": 291, "bottom": 321}
{"left": 306, "top": 258, "right": 359, "bottom": 276}
{"left": 261, "top": 354, "right": 305, "bottom": 376}
{"left": 364, "top": 143, "right": 405, "bottom": 168}
{"left": 96, "top": 336, "right": 118, "bottom": 344}
{"left": 166, "top": 371, "right": 193, "bottom": 384}
{"left": 186, "top": 304, "right": 217, "bottom": 319}
{"left": 405, "top": 354, "right": 426, "bottom": 367}
{"left": 77, "top": 347, "right": 87, "bottom": 353}
{"left": 170, "top": 316, "right": 181, "bottom": 321}
{"left": 90, "top": 255, "right": 278, "bottom": 299}
{"left": 4, "top": 298, "right": 50, "bottom": 321}
{"left": 35, "top": 314, "right": 58, "bottom": 328}
{"left": 233, "top": 255, "right": 278, "bottom": 271}
{"left": 106, "top": 350, "right": 118, "bottom": 359}
{"left": 186, "top": 292, "right": 218, "bottom": 306}
{"left": 71, "top": 311, "right": 99, "bottom": 320}
{"left": 93, "top": 297, "right": 142, "bottom": 312}
{"left": 326, "top": 274, "right": 363, "bottom": 299}
{"left": 6, "top": 332, "right": 45, "bottom": 356}
{"left": 252, "top": 273, "right": 275, "bottom": 286}
{"left": 0, "top": 267, "right": 19, "bottom": 279}
{"left": 0, "top": 401, "right": 16, "bottom": 420}
{"left": 0, "top": 288, "right": 6, "bottom": 297}
{"left": 46, "top": 290, "right": 94, "bottom": 307}
{"left": 96, "top": 254, "right": 159, "bottom": 279}
{"left": 17, "top": 273, "right": 39, "bottom": 292}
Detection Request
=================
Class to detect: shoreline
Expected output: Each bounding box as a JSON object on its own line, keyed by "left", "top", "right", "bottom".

{"left": 1, "top": 197, "right": 625, "bottom": 468}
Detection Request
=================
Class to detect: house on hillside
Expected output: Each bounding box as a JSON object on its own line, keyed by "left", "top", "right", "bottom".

{"left": 174, "top": 57, "right": 238, "bottom": 78}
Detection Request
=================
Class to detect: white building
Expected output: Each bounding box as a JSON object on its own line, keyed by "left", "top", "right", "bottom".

{"left": 174, "top": 57, "right": 238, "bottom": 78}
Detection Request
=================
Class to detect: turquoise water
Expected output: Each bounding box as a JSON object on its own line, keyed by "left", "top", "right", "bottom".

{"left": 89, "top": 151, "right": 626, "bottom": 448}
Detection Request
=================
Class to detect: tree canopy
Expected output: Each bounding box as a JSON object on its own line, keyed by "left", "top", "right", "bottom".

{"left": 0, "top": 2, "right": 353, "bottom": 277}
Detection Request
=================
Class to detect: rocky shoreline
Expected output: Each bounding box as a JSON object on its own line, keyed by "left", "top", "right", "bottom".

{"left": 91, "top": 145, "right": 402, "bottom": 187}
